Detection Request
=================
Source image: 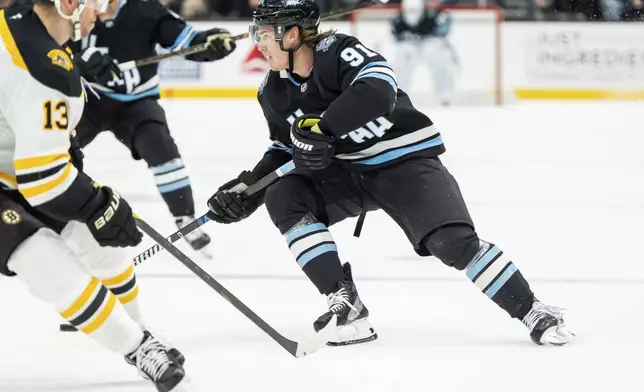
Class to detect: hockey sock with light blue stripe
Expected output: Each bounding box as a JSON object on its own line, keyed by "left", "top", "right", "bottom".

{"left": 466, "top": 242, "right": 535, "bottom": 319}
{"left": 150, "top": 158, "right": 194, "bottom": 217}
{"left": 284, "top": 220, "right": 344, "bottom": 295}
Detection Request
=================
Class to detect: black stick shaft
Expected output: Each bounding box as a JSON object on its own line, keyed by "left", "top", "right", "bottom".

{"left": 134, "top": 216, "right": 299, "bottom": 356}
{"left": 131, "top": 161, "right": 295, "bottom": 266}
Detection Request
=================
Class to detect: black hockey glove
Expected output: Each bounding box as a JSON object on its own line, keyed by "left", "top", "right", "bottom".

{"left": 199, "top": 28, "right": 236, "bottom": 61}
{"left": 207, "top": 171, "right": 261, "bottom": 224}
{"left": 84, "top": 185, "right": 143, "bottom": 247}
{"left": 290, "top": 114, "right": 335, "bottom": 171}
{"left": 76, "top": 47, "right": 123, "bottom": 87}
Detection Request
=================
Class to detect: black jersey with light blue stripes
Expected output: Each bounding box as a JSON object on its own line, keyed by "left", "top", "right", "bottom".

{"left": 256, "top": 33, "right": 444, "bottom": 173}
{"left": 69, "top": 0, "right": 199, "bottom": 102}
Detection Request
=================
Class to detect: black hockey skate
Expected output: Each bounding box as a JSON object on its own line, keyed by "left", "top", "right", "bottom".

{"left": 313, "top": 263, "right": 377, "bottom": 346}
{"left": 125, "top": 331, "right": 188, "bottom": 392}
{"left": 166, "top": 347, "right": 185, "bottom": 366}
{"left": 522, "top": 301, "right": 574, "bottom": 346}
{"left": 125, "top": 330, "right": 185, "bottom": 367}
{"left": 175, "top": 216, "right": 211, "bottom": 256}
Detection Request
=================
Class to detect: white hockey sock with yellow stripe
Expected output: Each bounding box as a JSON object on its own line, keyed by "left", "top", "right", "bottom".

{"left": 61, "top": 222, "right": 145, "bottom": 327}
{"left": 8, "top": 229, "right": 143, "bottom": 355}
{"left": 98, "top": 264, "right": 143, "bottom": 326}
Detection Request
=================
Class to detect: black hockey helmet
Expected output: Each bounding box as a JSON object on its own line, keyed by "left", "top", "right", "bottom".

{"left": 250, "top": 0, "right": 320, "bottom": 56}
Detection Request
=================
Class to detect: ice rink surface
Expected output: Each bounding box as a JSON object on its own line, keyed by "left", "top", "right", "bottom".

{"left": 1, "top": 100, "right": 642, "bottom": 391}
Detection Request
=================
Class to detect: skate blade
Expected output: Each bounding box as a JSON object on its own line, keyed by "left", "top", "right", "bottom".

{"left": 327, "top": 318, "right": 378, "bottom": 347}
{"left": 169, "top": 374, "right": 195, "bottom": 392}
{"left": 294, "top": 314, "right": 338, "bottom": 358}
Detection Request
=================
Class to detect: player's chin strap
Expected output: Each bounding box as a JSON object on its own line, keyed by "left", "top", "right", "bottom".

{"left": 287, "top": 46, "right": 298, "bottom": 73}
{"left": 53, "top": 0, "right": 84, "bottom": 41}
{"left": 278, "top": 26, "right": 305, "bottom": 73}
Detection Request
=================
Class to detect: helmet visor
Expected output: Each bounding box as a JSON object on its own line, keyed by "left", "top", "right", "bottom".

{"left": 249, "top": 24, "right": 283, "bottom": 44}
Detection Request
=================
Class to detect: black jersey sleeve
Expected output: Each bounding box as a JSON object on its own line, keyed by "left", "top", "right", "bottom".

{"left": 146, "top": 0, "right": 198, "bottom": 52}
{"left": 253, "top": 87, "right": 292, "bottom": 178}
{"left": 314, "top": 35, "right": 398, "bottom": 138}
{"left": 251, "top": 146, "right": 292, "bottom": 179}
{"left": 65, "top": 40, "right": 81, "bottom": 57}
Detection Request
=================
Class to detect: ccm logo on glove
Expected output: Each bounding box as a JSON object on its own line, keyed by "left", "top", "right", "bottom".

{"left": 94, "top": 191, "right": 121, "bottom": 230}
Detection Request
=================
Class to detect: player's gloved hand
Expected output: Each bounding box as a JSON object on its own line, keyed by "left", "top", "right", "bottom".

{"left": 85, "top": 185, "right": 143, "bottom": 247}
{"left": 290, "top": 114, "right": 335, "bottom": 171}
{"left": 207, "top": 171, "right": 261, "bottom": 224}
{"left": 204, "top": 28, "right": 236, "bottom": 60}
{"left": 68, "top": 130, "right": 84, "bottom": 172}
{"left": 76, "top": 47, "right": 123, "bottom": 86}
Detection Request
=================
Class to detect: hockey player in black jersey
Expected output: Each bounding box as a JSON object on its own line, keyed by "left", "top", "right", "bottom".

{"left": 68, "top": 0, "right": 237, "bottom": 254}
{"left": 391, "top": 0, "right": 459, "bottom": 106}
{"left": 206, "top": 0, "right": 574, "bottom": 347}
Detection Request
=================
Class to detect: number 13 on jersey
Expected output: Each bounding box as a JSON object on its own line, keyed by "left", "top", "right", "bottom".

{"left": 43, "top": 100, "right": 68, "bottom": 131}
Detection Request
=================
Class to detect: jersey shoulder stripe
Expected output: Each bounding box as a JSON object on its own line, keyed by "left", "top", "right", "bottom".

{"left": 0, "top": 10, "right": 27, "bottom": 71}
{"left": 1, "top": 7, "right": 82, "bottom": 98}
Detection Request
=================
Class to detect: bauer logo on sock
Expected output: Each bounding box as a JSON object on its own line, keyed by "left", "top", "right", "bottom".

{"left": 1, "top": 209, "right": 21, "bottom": 225}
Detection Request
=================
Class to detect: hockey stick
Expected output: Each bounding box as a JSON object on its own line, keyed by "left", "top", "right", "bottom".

{"left": 59, "top": 161, "right": 296, "bottom": 333}
{"left": 117, "top": 0, "right": 389, "bottom": 72}
{"left": 118, "top": 33, "right": 248, "bottom": 71}
{"left": 131, "top": 160, "right": 296, "bottom": 266}
{"left": 134, "top": 214, "right": 338, "bottom": 358}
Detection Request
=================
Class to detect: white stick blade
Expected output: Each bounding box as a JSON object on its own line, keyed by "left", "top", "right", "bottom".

{"left": 294, "top": 314, "right": 338, "bottom": 358}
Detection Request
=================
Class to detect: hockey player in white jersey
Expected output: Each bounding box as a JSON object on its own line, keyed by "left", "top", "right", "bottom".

{"left": 0, "top": 1, "right": 188, "bottom": 390}
{"left": 391, "top": 0, "right": 460, "bottom": 106}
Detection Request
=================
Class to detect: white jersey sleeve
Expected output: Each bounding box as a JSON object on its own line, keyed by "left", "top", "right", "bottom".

{"left": 0, "top": 7, "right": 101, "bottom": 222}
{"left": 2, "top": 72, "right": 84, "bottom": 207}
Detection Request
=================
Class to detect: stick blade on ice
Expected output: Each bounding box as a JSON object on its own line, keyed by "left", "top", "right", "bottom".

{"left": 294, "top": 315, "right": 338, "bottom": 358}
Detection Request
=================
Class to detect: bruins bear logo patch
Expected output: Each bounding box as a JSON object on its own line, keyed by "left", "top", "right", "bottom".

{"left": 47, "top": 49, "right": 74, "bottom": 72}
{"left": 1, "top": 209, "right": 21, "bottom": 225}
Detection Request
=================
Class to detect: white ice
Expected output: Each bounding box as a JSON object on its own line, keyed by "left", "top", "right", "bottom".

{"left": 1, "top": 100, "right": 642, "bottom": 392}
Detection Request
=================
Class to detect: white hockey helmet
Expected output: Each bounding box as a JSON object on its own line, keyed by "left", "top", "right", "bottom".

{"left": 401, "top": 0, "right": 427, "bottom": 26}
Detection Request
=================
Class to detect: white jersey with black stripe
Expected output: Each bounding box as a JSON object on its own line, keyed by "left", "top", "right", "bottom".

{"left": 0, "top": 7, "right": 98, "bottom": 222}
{"left": 0, "top": 8, "right": 85, "bottom": 200}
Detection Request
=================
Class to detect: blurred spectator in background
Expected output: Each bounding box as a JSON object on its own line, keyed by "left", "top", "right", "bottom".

{"left": 4, "top": 0, "right": 641, "bottom": 24}
{"left": 158, "top": 0, "right": 278, "bottom": 19}
{"left": 625, "top": 0, "right": 644, "bottom": 19}
{"left": 600, "top": 0, "right": 625, "bottom": 19}
{"left": 155, "top": 0, "right": 353, "bottom": 19}
{"left": 533, "top": 0, "right": 644, "bottom": 20}
{"left": 612, "top": 0, "right": 644, "bottom": 19}
{"left": 532, "top": 0, "right": 591, "bottom": 20}
{"left": 159, "top": 0, "right": 250, "bottom": 19}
